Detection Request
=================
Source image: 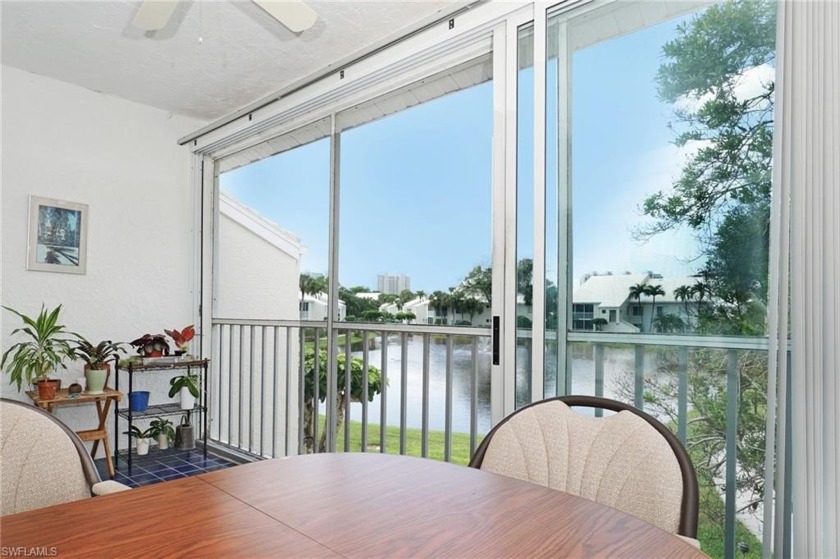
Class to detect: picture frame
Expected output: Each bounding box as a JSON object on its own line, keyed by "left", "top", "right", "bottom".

{"left": 27, "top": 196, "right": 88, "bottom": 274}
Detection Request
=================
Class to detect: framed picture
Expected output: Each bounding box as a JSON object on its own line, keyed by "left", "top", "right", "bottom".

{"left": 27, "top": 196, "right": 88, "bottom": 274}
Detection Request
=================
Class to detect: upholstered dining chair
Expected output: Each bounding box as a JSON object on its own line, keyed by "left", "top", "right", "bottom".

{"left": 469, "top": 395, "right": 699, "bottom": 544}
{"left": 1, "top": 398, "right": 130, "bottom": 515}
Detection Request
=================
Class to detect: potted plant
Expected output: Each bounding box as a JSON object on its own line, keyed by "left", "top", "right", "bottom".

{"left": 129, "top": 334, "right": 170, "bottom": 358}
{"left": 169, "top": 372, "right": 200, "bottom": 410}
{"left": 165, "top": 325, "right": 195, "bottom": 357}
{"left": 149, "top": 417, "right": 175, "bottom": 450}
{"left": 1, "top": 304, "right": 76, "bottom": 400}
{"left": 129, "top": 425, "right": 154, "bottom": 456}
{"left": 72, "top": 336, "right": 126, "bottom": 394}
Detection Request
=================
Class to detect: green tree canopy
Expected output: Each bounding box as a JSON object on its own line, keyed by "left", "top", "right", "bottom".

{"left": 460, "top": 266, "right": 492, "bottom": 304}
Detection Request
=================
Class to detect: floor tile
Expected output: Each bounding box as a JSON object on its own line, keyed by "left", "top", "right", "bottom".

{"left": 95, "top": 448, "right": 239, "bottom": 488}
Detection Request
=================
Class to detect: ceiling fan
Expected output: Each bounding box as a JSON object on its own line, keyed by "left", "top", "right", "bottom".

{"left": 133, "top": 0, "right": 318, "bottom": 34}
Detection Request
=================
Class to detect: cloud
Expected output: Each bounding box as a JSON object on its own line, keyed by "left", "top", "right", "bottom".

{"left": 634, "top": 139, "right": 711, "bottom": 196}
{"left": 673, "top": 63, "right": 775, "bottom": 113}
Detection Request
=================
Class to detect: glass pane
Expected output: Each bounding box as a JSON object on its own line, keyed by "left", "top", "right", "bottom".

{"left": 516, "top": 24, "right": 535, "bottom": 409}
{"left": 218, "top": 127, "right": 330, "bottom": 322}
{"left": 544, "top": 14, "right": 562, "bottom": 398}
{"left": 568, "top": 1, "right": 774, "bottom": 339}
{"left": 556, "top": 1, "right": 777, "bottom": 556}
{"left": 338, "top": 64, "right": 493, "bottom": 326}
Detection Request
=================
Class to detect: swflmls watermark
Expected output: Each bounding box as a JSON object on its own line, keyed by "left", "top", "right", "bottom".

{"left": 1, "top": 547, "right": 58, "bottom": 557}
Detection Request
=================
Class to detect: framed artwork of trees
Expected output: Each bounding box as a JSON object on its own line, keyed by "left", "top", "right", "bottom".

{"left": 27, "top": 196, "right": 88, "bottom": 274}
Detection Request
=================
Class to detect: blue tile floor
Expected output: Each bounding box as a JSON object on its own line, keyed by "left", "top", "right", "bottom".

{"left": 95, "top": 447, "right": 238, "bottom": 488}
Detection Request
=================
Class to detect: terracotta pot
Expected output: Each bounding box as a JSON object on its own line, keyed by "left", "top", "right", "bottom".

{"left": 145, "top": 350, "right": 163, "bottom": 358}
{"left": 36, "top": 378, "right": 60, "bottom": 400}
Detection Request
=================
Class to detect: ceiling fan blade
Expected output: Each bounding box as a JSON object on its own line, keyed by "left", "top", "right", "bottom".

{"left": 132, "top": 1, "right": 180, "bottom": 31}
{"left": 252, "top": 0, "right": 317, "bottom": 33}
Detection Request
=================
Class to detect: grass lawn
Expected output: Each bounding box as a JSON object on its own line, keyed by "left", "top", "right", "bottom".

{"left": 326, "top": 419, "right": 477, "bottom": 466}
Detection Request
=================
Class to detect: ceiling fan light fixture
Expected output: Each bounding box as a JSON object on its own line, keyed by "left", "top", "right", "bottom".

{"left": 253, "top": 0, "right": 318, "bottom": 33}
{"left": 131, "top": 0, "right": 318, "bottom": 34}
{"left": 132, "top": 0, "right": 180, "bottom": 31}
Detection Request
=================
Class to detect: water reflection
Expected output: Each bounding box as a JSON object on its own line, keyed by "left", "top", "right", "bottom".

{"left": 347, "top": 336, "right": 493, "bottom": 434}
{"left": 344, "top": 337, "right": 645, "bottom": 434}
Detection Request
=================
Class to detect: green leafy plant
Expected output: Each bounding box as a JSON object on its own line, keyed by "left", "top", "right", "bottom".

{"left": 303, "top": 348, "right": 383, "bottom": 453}
{"left": 72, "top": 336, "right": 127, "bottom": 369}
{"left": 148, "top": 418, "right": 176, "bottom": 442}
{"left": 169, "top": 373, "right": 200, "bottom": 399}
{"left": 1, "top": 304, "right": 77, "bottom": 391}
{"left": 129, "top": 425, "right": 154, "bottom": 440}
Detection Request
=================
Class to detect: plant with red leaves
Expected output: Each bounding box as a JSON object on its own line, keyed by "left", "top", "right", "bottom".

{"left": 165, "top": 325, "right": 195, "bottom": 352}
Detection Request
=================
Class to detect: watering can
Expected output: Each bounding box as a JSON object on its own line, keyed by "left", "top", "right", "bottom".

{"left": 174, "top": 414, "right": 195, "bottom": 450}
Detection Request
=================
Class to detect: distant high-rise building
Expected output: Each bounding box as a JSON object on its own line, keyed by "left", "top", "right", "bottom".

{"left": 377, "top": 273, "right": 411, "bottom": 295}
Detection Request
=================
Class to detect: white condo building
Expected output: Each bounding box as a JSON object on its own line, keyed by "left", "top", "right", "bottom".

{"left": 377, "top": 274, "right": 411, "bottom": 295}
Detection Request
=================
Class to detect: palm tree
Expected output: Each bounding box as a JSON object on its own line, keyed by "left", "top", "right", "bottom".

{"left": 692, "top": 282, "right": 710, "bottom": 311}
{"left": 429, "top": 291, "right": 449, "bottom": 325}
{"left": 673, "top": 285, "right": 693, "bottom": 319}
{"left": 299, "top": 273, "right": 327, "bottom": 299}
{"left": 644, "top": 284, "right": 665, "bottom": 332}
{"left": 628, "top": 283, "right": 647, "bottom": 331}
{"left": 450, "top": 292, "right": 467, "bottom": 323}
{"left": 461, "top": 297, "right": 485, "bottom": 324}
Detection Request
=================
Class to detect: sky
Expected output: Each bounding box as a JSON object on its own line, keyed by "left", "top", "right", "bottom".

{"left": 220, "top": 7, "right": 708, "bottom": 294}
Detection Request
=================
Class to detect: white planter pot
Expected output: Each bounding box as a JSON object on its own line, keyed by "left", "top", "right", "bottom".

{"left": 157, "top": 433, "right": 169, "bottom": 450}
{"left": 179, "top": 386, "right": 195, "bottom": 410}
{"left": 85, "top": 366, "right": 108, "bottom": 394}
{"left": 136, "top": 438, "right": 150, "bottom": 456}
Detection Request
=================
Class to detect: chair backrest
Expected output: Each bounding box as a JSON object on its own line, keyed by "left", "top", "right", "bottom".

{"left": 1, "top": 398, "right": 103, "bottom": 515}
{"left": 469, "top": 395, "right": 699, "bottom": 538}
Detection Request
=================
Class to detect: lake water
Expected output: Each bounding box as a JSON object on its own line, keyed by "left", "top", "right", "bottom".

{"left": 343, "top": 338, "right": 646, "bottom": 434}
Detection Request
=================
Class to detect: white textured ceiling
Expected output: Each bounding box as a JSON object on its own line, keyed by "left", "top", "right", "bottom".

{"left": 2, "top": 1, "right": 462, "bottom": 121}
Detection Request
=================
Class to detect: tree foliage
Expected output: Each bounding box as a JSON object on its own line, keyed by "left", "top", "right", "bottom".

{"left": 302, "top": 348, "right": 383, "bottom": 453}
{"left": 629, "top": 1, "right": 776, "bottom": 548}
{"left": 460, "top": 266, "right": 492, "bottom": 304}
{"left": 640, "top": 0, "right": 776, "bottom": 242}
{"left": 299, "top": 273, "right": 327, "bottom": 298}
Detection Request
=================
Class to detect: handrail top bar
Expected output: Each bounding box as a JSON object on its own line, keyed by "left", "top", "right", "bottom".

{"left": 211, "top": 320, "right": 777, "bottom": 349}
{"left": 568, "top": 331, "right": 774, "bottom": 351}
{"left": 213, "top": 318, "right": 328, "bottom": 328}
{"left": 211, "top": 319, "right": 491, "bottom": 337}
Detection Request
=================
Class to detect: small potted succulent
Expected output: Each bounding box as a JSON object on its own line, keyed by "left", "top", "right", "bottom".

{"left": 169, "top": 372, "right": 200, "bottom": 410}
{"left": 149, "top": 417, "right": 176, "bottom": 450}
{"left": 1, "top": 304, "right": 77, "bottom": 400}
{"left": 72, "top": 336, "right": 126, "bottom": 394}
{"left": 165, "top": 325, "right": 195, "bottom": 357}
{"left": 130, "top": 425, "right": 154, "bottom": 455}
{"left": 129, "top": 334, "right": 170, "bottom": 358}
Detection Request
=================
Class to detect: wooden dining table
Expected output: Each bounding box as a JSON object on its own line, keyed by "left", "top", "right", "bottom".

{"left": 1, "top": 453, "right": 708, "bottom": 558}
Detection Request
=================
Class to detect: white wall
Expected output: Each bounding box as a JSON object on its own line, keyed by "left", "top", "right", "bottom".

{"left": 1, "top": 66, "right": 205, "bottom": 452}
{"left": 216, "top": 213, "right": 300, "bottom": 320}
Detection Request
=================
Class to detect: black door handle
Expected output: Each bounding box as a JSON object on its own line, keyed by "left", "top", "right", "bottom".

{"left": 492, "top": 316, "right": 500, "bottom": 365}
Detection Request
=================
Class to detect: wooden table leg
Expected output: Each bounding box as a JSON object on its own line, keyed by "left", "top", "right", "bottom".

{"left": 94, "top": 399, "right": 116, "bottom": 479}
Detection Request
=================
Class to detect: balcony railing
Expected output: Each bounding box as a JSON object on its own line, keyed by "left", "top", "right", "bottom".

{"left": 209, "top": 319, "right": 782, "bottom": 559}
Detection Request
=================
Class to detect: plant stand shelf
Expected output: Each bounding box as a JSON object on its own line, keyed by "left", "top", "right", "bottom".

{"left": 114, "top": 358, "right": 208, "bottom": 471}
